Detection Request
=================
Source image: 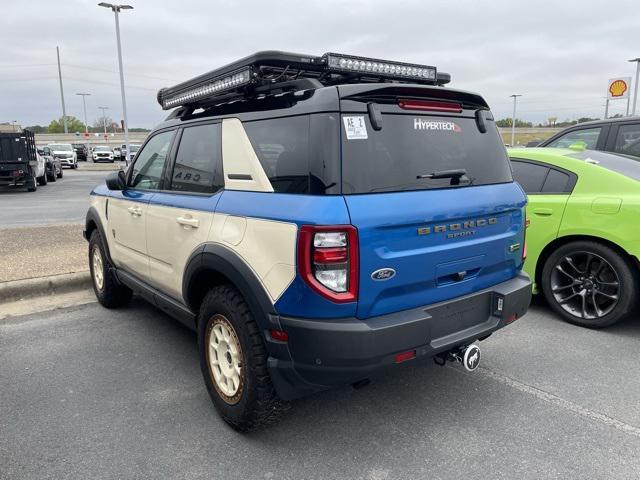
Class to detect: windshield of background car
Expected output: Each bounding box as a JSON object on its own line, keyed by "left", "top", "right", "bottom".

{"left": 340, "top": 114, "right": 513, "bottom": 193}
{"left": 130, "top": 146, "right": 140, "bottom": 153}
{"left": 95, "top": 146, "right": 111, "bottom": 152}
{"left": 567, "top": 150, "right": 640, "bottom": 181}
{"left": 49, "top": 144, "right": 72, "bottom": 151}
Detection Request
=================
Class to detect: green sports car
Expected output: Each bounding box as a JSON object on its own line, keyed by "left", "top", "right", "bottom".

{"left": 509, "top": 147, "right": 640, "bottom": 328}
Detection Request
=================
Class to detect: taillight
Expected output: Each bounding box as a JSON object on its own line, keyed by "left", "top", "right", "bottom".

{"left": 398, "top": 99, "right": 462, "bottom": 113}
{"left": 297, "top": 225, "right": 359, "bottom": 303}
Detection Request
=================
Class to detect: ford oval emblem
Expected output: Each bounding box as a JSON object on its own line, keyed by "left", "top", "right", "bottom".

{"left": 371, "top": 268, "right": 396, "bottom": 281}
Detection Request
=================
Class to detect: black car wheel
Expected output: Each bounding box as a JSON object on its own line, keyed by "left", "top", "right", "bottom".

{"left": 48, "top": 169, "right": 57, "bottom": 182}
{"left": 57, "top": 166, "right": 63, "bottom": 178}
{"left": 37, "top": 173, "right": 47, "bottom": 186}
{"left": 197, "top": 285, "right": 289, "bottom": 431}
{"left": 541, "top": 241, "right": 638, "bottom": 328}
{"left": 27, "top": 177, "right": 37, "bottom": 192}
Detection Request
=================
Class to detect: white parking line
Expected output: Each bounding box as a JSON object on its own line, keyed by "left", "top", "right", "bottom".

{"left": 468, "top": 366, "right": 640, "bottom": 439}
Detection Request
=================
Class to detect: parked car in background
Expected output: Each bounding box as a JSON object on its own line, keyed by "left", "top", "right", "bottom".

{"left": 38, "top": 146, "right": 63, "bottom": 181}
{"left": 509, "top": 147, "right": 640, "bottom": 328}
{"left": 92, "top": 145, "right": 115, "bottom": 163}
{"left": 113, "top": 146, "right": 121, "bottom": 159}
{"left": 120, "top": 143, "right": 141, "bottom": 164}
{"left": 48, "top": 143, "right": 78, "bottom": 169}
{"left": 127, "top": 144, "right": 140, "bottom": 164}
{"left": 72, "top": 143, "right": 88, "bottom": 161}
{"left": 0, "top": 130, "right": 44, "bottom": 191}
{"left": 532, "top": 116, "right": 640, "bottom": 160}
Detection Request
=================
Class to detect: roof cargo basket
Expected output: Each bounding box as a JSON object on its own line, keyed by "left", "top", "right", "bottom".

{"left": 157, "top": 50, "right": 450, "bottom": 111}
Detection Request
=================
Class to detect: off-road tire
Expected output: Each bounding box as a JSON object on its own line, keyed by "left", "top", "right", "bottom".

{"left": 27, "top": 177, "right": 36, "bottom": 192}
{"left": 57, "top": 168, "right": 63, "bottom": 179}
{"left": 48, "top": 169, "right": 57, "bottom": 182}
{"left": 89, "top": 230, "right": 132, "bottom": 308}
{"left": 197, "top": 285, "right": 289, "bottom": 432}
{"left": 37, "top": 174, "right": 47, "bottom": 186}
{"left": 541, "top": 240, "right": 637, "bottom": 328}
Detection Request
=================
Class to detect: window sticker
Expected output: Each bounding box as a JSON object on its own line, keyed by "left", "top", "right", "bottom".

{"left": 413, "top": 118, "right": 462, "bottom": 132}
{"left": 343, "top": 116, "right": 368, "bottom": 140}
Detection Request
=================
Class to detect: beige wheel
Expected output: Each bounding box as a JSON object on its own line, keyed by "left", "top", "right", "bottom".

{"left": 205, "top": 314, "right": 244, "bottom": 404}
{"left": 92, "top": 247, "right": 105, "bottom": 292}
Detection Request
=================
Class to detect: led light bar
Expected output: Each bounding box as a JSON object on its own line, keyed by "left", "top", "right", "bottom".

{"left": 323, "top": 53, "right": 437, "bottom": 81}
{"left": 158, "top": 67, "right": 252, "bottom": 110}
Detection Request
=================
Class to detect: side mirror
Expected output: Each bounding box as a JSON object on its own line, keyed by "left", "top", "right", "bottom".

{"left": 105, "top": 170, "right": 126, "bottom": 191}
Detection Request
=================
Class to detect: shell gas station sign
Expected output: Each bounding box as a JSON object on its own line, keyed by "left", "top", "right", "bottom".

{"left": 607, "top": 77, "right": 631, "bottom": 99}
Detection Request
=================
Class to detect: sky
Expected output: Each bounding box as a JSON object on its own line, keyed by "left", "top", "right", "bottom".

{"left": 2, "top": 0, "right": 640, "bottom": 129}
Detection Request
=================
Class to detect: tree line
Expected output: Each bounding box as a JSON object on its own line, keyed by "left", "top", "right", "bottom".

{"left": 25, "top": 116, "right": 149, "bottom": 134}
{"left": 495, "top": 116, "right": 602, "bottom": 128}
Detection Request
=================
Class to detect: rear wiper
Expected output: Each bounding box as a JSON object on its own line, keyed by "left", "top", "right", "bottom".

{"left": 417, "top": 169, "right": 469, "bottom": 186}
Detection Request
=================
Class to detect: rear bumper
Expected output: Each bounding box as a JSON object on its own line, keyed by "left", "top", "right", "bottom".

{"left": 267, "top": 272, "right": 531, "bottom": 400}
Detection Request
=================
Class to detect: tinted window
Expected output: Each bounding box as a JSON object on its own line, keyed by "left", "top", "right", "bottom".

{"left": 341, "top": 114, "right": 512, "bottom": 194}
{"left": 567, "top": 150, "right": 640, "bottom": 181}
{"left": 130, "top": 130, "right": 174, "bottom": 190}
{"left": 244, "top": 115, "right": 340, "bottom": 194}
{"left": 170, "top": 123, "right": 222, "bottom": 194}
{"left": 613, "top": 123, "right": 640, "bottom": 158}
{"left": 511, "top": 160, "right": 549, "bottom": 193}
{"left": 546, "top": 127, "right": 601, "bottom": 149}
{"left": 542, "top": 168, "right": 570, "bottom": 193}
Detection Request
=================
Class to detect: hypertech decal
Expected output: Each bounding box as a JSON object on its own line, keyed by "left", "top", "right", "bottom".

{"left": 413, "top": 118, "right": 462, "bottom": 132}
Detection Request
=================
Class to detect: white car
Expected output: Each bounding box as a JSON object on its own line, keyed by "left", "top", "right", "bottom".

{"left": 92, "top": 145, "right": 115, "bottom": 163}
{"left": 126, "top": 144, "right": 141, "bottom": 165}
{"left": 48, "top": 143, "right": 78, "bottom": 169}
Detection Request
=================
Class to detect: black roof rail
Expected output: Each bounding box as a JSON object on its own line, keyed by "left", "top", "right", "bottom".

{"left": 157, "top": 50, "right": 450, "bottom": 112}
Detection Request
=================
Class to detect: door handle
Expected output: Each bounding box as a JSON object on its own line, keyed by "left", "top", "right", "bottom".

{"left": 176, "top": 215, "right": 200, "bottom": 228}
{"left": 127, "top": 206, "right": 142, "bottom": 217}
{"left": 532, "top": 208, "right": 553, "bottom": 216}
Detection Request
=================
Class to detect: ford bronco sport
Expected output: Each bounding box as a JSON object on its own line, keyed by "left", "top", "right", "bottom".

{"left": 84, "top": 51, "right": 531, "bottom": 431}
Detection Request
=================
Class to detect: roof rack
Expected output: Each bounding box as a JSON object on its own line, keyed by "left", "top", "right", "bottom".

{"left": 157, "top": 50, "right": 450, "bottom": 111}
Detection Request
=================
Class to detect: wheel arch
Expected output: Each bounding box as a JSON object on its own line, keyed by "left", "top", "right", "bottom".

{"left": 84, "top": 206, "right": 113, "bottom": 264}
{"left": 183, "top": 243, "right": 278, "bottom": 331}
{"left": 535, "top": 234, "right": 640, "bottom": 289}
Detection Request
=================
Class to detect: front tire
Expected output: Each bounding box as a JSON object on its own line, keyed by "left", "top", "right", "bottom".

{"left": 541, "top": 240, "right": 638, "bottom": 328}
{"left": 89, "top": 230, "right": 132, "bottom": 308}
{"left": 57, "top": 167, "right": 63, "bottom": 179}
{"left": 37, "top": 174, "right": 47, "bottom": 186}
{"left": 197, "top": 285, "right": 288, "bottom": 431}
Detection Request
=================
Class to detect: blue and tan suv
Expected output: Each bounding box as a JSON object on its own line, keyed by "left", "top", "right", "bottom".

{"left": 84, "top": 51, "right": 531, "bottom": 431}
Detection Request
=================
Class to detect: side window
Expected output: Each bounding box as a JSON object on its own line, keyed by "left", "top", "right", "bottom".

{"left": 546, "top": 127, "right": 601, "bottom": 149}
{"left": 130, "top": 130, "right": 175, "bottom": 190}
{"left": 170, "top": 123, "right": 222, "bottom": 194}
{"left": 510, "top": 160, "right": 549, "bottom": 194}
{"left": 243, "top": 116, "right": 310, "bottom": 194}
{"left": 613, "top": 123, "right": 640, "bottom": 158}
{"left": 541, "top": 168, "right": 571, "bottom": 193}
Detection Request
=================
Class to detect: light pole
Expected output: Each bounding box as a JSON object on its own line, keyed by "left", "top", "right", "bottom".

{"left": 509, "top": 94, "right": 522, "bottom": 147}
{"left": 76, "top": 93, "right": 91, "bottom": 134}
{"left": 56, "top": 46, "right": 68, "bottom": 134}
{"left": 98, "top": 106, "right": 109, "bottom": 135}
{"left": 98, "top": 2, "right": 133, "bottom": 163}
{"left": 629, "top": 58, "right": 640, "bottom": 116}
{"left": 76, "top": 93, "right": 91, "bottom": 161}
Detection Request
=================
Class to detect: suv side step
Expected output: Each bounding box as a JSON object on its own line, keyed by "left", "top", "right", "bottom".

{"left": 116, "top": 269, "right": 196, "bottom": 330}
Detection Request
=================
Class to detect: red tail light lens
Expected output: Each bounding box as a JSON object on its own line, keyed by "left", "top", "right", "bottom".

{"left": 298, "top": 225, "right": 359, "bottom": 303}
{"left": 398, "top": 99, "right": 462, "bottom": 112}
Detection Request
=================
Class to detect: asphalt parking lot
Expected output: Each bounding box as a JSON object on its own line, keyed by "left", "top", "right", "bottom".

{"left": 1, "top": 298, "right": 639, "bottom": 480}
{"left": 0, "top": 169, "right": 111, "bottom": 228}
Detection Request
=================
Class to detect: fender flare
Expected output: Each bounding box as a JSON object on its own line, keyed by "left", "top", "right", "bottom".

{"left": 84, "top": 206, "right": 114, "bottom": 265}
{"left": 182, "top": 243, "right": 278, "bottom": 331}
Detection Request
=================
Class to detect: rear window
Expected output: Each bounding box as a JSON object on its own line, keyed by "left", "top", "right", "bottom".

{"left": 567, "top": 150, "right": 640, "bottom": 181}
{"left": 341, "top": 114, "right": 512, "bottom": 193}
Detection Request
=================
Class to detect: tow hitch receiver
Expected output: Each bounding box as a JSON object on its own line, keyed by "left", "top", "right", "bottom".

{"left": 434, "top": 344, "right": 481, "bottom": 372}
